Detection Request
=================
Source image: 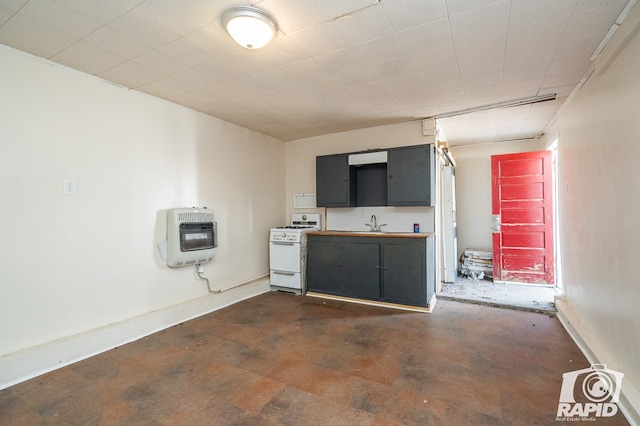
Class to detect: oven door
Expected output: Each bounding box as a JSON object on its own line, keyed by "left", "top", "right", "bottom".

{"left": 269, "top": 241, "right": 301, "bottom": 273}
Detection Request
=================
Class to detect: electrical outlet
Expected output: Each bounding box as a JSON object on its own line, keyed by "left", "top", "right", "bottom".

{"left": 63, "top": 179, "right": 76, "bottom": 195}
{"left": 361, "top": 209, "right": 366, "bottom": 218}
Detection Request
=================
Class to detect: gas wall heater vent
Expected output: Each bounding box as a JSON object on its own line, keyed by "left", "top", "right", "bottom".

{"left": 166, "top": 207, "right": 218, "bottom": 268}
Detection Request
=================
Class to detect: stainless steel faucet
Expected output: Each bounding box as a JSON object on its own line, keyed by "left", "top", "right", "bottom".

{"left": 365, "top": 215, "right": 387, "bottom": 232}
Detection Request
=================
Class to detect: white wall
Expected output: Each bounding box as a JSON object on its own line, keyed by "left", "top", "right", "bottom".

{"left": 0, "top": 45, "right": 284, "bottom": 382}
{"left": 450, "top": 139, "right": 545, "bottom": 259}
{"left": 542, "top": 3, "right": 640, "bottom": 419}
{"left": 325, "top": 206, "right": 433, "bottom": 233}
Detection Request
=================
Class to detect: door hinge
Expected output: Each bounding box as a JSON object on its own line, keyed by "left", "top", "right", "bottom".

{"left": 491, "top": 214, "right": 501, "bottom": 232}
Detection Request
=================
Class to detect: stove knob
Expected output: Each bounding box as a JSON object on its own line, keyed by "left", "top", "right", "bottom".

{"left": 281, "top": 233, "right": 287, "bottom": 239}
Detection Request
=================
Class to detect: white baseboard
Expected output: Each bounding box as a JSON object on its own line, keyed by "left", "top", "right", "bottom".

{"left": 305, "top": 292, "right": 436, "bottom": 313}
{"left": 555, "top": 296, "right": 639, "bottom": 426}
{"left": 0, "top": 276, "right": 270, "bottom": 390}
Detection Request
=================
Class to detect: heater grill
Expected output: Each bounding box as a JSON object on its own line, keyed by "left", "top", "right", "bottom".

{"left": 166, "top": 208, "right": 218, "bottom": 268}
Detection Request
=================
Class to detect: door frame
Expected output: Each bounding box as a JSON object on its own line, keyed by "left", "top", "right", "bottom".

{"left": 550, "top": 140, "right": 563, "bottom": 290}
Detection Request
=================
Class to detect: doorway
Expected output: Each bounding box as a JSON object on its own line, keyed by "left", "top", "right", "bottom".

{"left": 438, "top": 146, "right": 559, "bottom": 313}
{"left": 491, "top": 150, "right": 555, "bottom": 285}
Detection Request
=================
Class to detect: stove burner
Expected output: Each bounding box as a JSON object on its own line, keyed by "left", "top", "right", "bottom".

{"left": 277, "top": 225, "right": 314, "bottom": 229}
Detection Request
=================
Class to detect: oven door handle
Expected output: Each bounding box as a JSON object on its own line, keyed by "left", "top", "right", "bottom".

{"left": 272, "top": 270, "right": 296, "bottom": 276}
{"left": 271, "top": 241, "right": 296, "bottom": 245}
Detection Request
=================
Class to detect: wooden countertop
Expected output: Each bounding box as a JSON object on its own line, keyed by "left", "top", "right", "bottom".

{"left": 307, "top": 230, "right": 435, "bottom": 239}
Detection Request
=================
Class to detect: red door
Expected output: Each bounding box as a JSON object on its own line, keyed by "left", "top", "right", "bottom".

{"left": 491, "top": 151, "right": 554, "bottom": 284}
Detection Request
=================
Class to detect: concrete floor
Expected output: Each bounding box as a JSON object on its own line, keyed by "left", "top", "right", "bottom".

{"left": 438, "top": 277, "right": 559, "bottom": 314}
{"left": 0, "top": 291, "right": 628, "bottom": 425}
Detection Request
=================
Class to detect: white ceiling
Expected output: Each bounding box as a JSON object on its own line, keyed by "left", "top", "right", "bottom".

{"left": 0, "top": 0, "right": 634, "bottom": 145}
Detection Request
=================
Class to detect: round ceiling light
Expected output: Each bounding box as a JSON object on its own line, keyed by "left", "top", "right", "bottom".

{"left": 221, "top": 5, "right": 277, "bottom": 49}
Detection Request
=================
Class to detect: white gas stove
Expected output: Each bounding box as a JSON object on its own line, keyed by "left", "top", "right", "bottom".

{"left": 269, "top": 214, "right": 321, "bottom": 294}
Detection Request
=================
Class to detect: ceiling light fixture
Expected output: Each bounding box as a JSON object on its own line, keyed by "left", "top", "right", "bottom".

{"left": 221, "top": 5, "right": 277, "bottom": 49}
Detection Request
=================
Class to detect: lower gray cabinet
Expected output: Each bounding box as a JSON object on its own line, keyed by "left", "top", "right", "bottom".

{"left": 307, "top": 235, "right": 435, "bottom": 308}
{"left": 307, "top": 239, "right": 341, "bottom": 295}
{"left": 382, "top": 241, "right": 425, "bottom": 306}
{"left": 342, "top": 241, "right": 381, "bottom": 300}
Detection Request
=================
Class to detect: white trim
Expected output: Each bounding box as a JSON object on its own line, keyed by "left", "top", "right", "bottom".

{"left": 306, "top": 292, "right": 436, "bottom": 313}
{"left": 0, "top": 277, "right": 270, "bottom": 390}
{"left": 556, "top": 297, "right": 640, "bottom": 425}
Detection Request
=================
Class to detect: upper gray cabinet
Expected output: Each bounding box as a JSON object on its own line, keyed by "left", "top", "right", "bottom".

{"left": 315, "top": 153, "right": 356, "bottom": 207}
{"left": 387, "top": 144, "right": 435, "bottom": 206}
{"left": 316, "top": 144, "right": 435, "bottom": 207}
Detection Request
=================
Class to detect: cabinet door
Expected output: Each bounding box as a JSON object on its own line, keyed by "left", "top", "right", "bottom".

{"left": 382, "top": 241, "right": 426, "bottom": 306}
{"left": 307, "top": 238, "right": 342, "bottom": 295}
{"left": 387, "top": 144, "right": 435, "bottom": 206}
{"left": 316, "top": 154, "right": 356, "bottom": 207}
{"left": 342, "top": 241, "right": 380, "bottom": 300}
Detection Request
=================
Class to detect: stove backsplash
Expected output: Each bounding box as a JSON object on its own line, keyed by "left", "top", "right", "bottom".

{"left": 325, "top": 206, "right": 434, "bottom": 233}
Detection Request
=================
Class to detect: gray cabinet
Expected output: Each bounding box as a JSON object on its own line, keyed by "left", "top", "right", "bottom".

{"left": 307, "top": 235, "right": 435, "bottom": 308}
{"left": 316, "top": 144, "right": 435, "bottom": 207}
{"left": 382, "top": 241, "right": 426, "bottom": 305}
{"left": 315, "top": 154, "right": 356, "bottom": 207}
{"left": 387, "top": 144, "right": 436, "bottom": 206}
{"left": 307, "top": 238, "right": 341, "bottom": 295}
{"left": 307, "top": 237, "right": 379, "bottom": 299}
{"left": 342, "top": 241, "right": 381, "bottom": 300}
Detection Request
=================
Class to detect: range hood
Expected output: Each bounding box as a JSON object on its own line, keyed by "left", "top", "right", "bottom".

{"left": 348, "top": 151, "right": 388, "bottom": 166}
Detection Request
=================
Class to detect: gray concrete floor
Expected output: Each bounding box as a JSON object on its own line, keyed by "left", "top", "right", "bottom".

{"left": 438, "top": 277, "right": 559, "bottom": 314}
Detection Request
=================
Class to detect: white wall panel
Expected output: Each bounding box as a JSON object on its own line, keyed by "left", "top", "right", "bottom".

{"left": 0, "top": 45, "right": 284, "bottom": 374}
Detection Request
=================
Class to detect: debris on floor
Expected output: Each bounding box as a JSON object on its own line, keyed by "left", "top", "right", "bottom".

{"left": 459, "top": 248, "right": 493, "bottom": 280}
{"left": 438, "top": 277, "right": 558, "bottom": 314}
